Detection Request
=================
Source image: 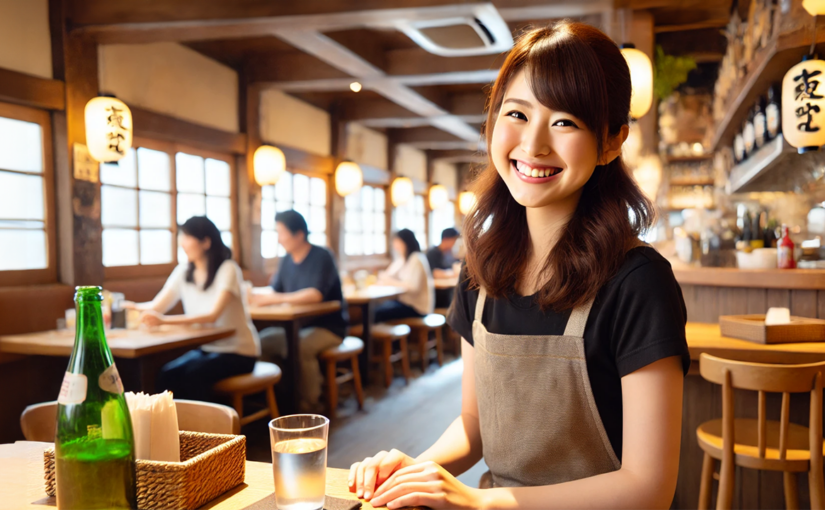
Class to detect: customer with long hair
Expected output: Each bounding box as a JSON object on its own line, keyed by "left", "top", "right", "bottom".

{"left": 348, "top": 21, "right": 689, "bottom": 509}
{"left": 373, "top": 228, "right": 435, "bottom": 323}
{"left": 124, "top": 216, "right": 260, "bottom": 401}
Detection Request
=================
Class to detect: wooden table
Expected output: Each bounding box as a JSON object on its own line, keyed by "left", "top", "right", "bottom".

{"left": 0, "top": 326, "right": 235, "bottom": 392}
{"left": 249, "top": 301, "right": 342, "bottom": 412}
{"left": 434, "top": 277, "right": 458, "bottom": 291}
{"left": 686, "top": 321, "right": 825, "bottom": 364}
{"left": 344, "top": 286, "right": 406, "bottom": 382}
{"left": 1, "top": 441, "right": 401, "bottom": 510}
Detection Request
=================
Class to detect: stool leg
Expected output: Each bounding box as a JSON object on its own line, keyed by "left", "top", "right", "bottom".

{"left": 419, "top": 329, "right": 428, "bottom": 372}
{"left": 325, "top": 359, "right": 338, "bottom": 419}
{"left": 231, "top": 393, "right": 244, "bottom": 426}
{"left": 383, "top": 339, "right": 393, "bottom": 388}
{"left": 265, "top": 386, "right": 280, "bottom": 420}
{"left": 435, "top": 327, "right": 444, "bottom": 366}
{"left": 698, "top": 452, "right": 713, "bottom": 510}
{"left": 351, "top": 355, "right": 364, "bottom": 410}
{"left": 398, "top": 336, "right": 411, "bottom": 384}
{"left": 785, "top": 472, "right": 799, "bottom": 510}
{"left": 716, "top": 456, "right": 734, "bottom": 510}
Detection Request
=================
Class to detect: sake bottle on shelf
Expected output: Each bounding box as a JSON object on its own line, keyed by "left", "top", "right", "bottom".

{"left": 55, "top": 286, "right": 136, "bottom": 510}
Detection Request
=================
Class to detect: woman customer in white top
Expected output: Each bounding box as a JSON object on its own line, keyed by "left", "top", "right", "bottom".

{"left": 123, "top": 216, "right": 260, "bottom": 401}
{"left": 374, "top": 229, "right": 435, "bottom": 323}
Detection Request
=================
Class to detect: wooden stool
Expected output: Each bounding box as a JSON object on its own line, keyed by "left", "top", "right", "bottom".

{"left": 434, "top": 307, "right": 460, "bottom": 355}
{"left": 388, "top": 314, "right": 446, "bottom": 371}
{"left": 373, "top": 324, "right": 413, "bottom": 387}
{"left": 319, "top": 337, "right": 365, "bottom": 419}
{"left": 213, "top": 361, "right": 281, "bottom": 427}
{"left": 696, "top": 353, "right": 825, "bottom": 510}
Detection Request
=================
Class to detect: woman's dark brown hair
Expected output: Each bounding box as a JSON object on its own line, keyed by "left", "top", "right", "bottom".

{"left": 464, "top": 20, "right": 654, "bottom": 311}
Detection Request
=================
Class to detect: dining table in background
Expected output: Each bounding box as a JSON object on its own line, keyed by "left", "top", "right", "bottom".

{"left": 249, "top": 301, "right": 342, "bottom": 413}
{"left": 344, "top": 285, "right": 406, "bottom": 382}
{"left": 434, "top": 277, "right": 459, "bottom": 291}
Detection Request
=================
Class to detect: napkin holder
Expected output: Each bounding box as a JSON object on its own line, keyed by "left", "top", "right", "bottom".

{"left": 45, "top": 431, "right": 245, "bottom": 510}
{"left": 719, "top": 314, "right": 825, "bottom": 344}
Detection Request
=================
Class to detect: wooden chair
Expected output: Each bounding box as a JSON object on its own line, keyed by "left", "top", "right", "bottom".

{"left": 434, "top": 307, "right": 460, "bottom": 355}
{"left": 20, "top": 399, "right": 240, "bottom": 441}
{"left": 319, "top": 337, "right": 365, "bottom": 419}
{"left": 351, "top": 323, "right": 413, "bottom": 387}
{"left": 697, "top": 353, "right": 825, "bottom": 510}
{"left": 213, "top": 361, "right": 281, "bottom": 427}
{"left": 388, "top": 313, "right": 446, "bottom": 371}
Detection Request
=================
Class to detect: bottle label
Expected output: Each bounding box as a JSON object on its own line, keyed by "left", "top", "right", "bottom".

{"left": 734, "top": 135, "right": 745, "bottom": 160}
{"left": 755, "top": 113, "right": 766, "bottom": 145}
{"left": 744, "top": 123, "right": 755, "bottom": 152}
{"left": 58, "top": 372, "right": 87, "bottom": 404}
{"left": 778, "top": 246, "right": 793, "bottom": 269}
{"left": 98, "top": 364, "right": 124, "bottom": 394}
{"left": 767, "top": 104, "right": 780, "bottom": 136}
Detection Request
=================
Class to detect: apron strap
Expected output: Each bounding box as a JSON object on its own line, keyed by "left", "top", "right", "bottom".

{"left": 563, "top": 298, "right": 595, "bottom": 338}
{"left": 474, "top": 287, "right": 487, "bottom": 323}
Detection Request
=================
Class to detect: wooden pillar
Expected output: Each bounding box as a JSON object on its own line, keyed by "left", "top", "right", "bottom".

{"left": 328, "top": 103, "right": 347, "bottom": 261}
{"left": 242, "top": 81, "right": 264, "bottom": 279}
{"left": 49, "top": 0, "right": 103, "bottom": 286}
{"left": 629, "top": 10, "right": 657, "bottom": 156}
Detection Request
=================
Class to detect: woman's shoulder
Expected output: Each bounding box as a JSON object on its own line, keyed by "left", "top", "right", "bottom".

{"left": 216, "top": 259, "right": 242, "bottom": 280}
{"left": 606, "top": 245, "right": 681, "bottom": 301}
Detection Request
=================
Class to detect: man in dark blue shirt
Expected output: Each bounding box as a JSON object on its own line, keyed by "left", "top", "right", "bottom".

{"left": 250, "top": 210, "right": 348, "bottom": 409}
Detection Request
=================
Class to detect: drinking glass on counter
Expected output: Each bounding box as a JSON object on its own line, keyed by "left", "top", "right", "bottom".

{"left": 269, "top": 414, "right": 329, "bottom": 510}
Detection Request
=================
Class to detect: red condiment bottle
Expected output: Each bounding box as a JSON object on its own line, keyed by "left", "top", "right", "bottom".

{"left": 777, "top": 224, "right": 796, "bottom": 269}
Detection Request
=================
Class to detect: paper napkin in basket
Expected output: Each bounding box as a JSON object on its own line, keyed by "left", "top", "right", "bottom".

{"left": 124, "top": 391, "right": 180, "bottom": 462}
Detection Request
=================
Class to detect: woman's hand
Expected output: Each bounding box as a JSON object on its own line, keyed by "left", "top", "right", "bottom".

{"left": 348, "top": 449, "right": 416, "bottom": 500}
{"left": 369, "top": 460, "right": 483, "bottom": 509}
{"left": 249, "top": 292, "right": 282, "bottom": 307}
{"left": 120, "top": 300, "right": 138, "bottom": 310}
{"left": 139, "top": 310, "right": 165, "bottom": 327}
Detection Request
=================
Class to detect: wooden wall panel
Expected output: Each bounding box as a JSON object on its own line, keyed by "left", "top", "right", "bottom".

{"left": 746, "top": 288, "right": 767, "bottom": 314}
{"left": 0, "top": 285, "right": 74, "bottom": 336}
{"left": 766, "top": 289, "right": 791, "bottom": 310}
{"left": 790, "top": 289, "right": 818, "bottom": 318}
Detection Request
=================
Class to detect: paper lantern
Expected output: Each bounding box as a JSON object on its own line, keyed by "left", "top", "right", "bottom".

{"left": 84, "top": 96, "right": 132, "bottom": 163}
{"left": 632, "top": 155, "right": 662, "bottom": 202}
{"left": 390, "top": 177, "right": 414, "bottom": 207}
{"left": 620, "top": 45, "right": 653, "bottom": 119}
{"left": 803, "top": 0, "right": 825, "bottom": 15}
{"left": 429, "top": 184, "right": 449, "bottom": 210}
{"left": 622, "top": 121, "right": 643, "bottom": 167}
{"left": 335, "top": 161, "right": 363, "bottom": 197}
{"left": 458, "top": 191, "right": 477, "bottom": 215}
{"left": 253, "top": 145, "right": 286, "bottom": 186}
{"left": 782, "top": 55, "right": 825, "bottom": 153}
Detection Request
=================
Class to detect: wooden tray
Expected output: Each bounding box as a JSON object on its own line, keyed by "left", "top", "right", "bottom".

{"left": 45, "top": 431, "right": 246, "bottom": 510}
{"left": 719, "top": 314, "right": 825, "bottom": 344}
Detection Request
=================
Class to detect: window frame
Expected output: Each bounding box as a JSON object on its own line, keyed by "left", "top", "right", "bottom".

{"left": 342, "top": 183, "right": 390, "bottom": 262}
{"left": 429, "top": 198, "right": 457, "bottom": 248}
{"left": 392, "top": 192, "right": 429, "bottom": 250}
{"left": 0, "top": 101, "right": 56, "bottom": 287}
{"left": 103, "top": 136, "right": 239, "bottom": 281}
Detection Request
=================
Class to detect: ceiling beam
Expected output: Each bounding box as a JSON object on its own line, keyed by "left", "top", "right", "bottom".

{"left": 359, "top": 114, "right": 486, "bottom": 129}
{"left": 390, "top": 126, "right": 465, "bottom": 144}
{"left": 654, "top": 19, "right": 729, "bottom": 33}
{"left": 451, "top": 92, "right": 488, "bottom": 116}
{"left": 339, "top": 98, "right": 420, "bottom": 122}
{"left": 385, "top": 48, "right": 504, "bottom": 76}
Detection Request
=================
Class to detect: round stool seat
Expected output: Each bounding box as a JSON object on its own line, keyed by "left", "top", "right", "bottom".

{"left": 213, "top": 361, "right": 282, "bottom": 394}
{"left": 319, "top": 337, "right": 364, "bottom": 362}
{"left": 390, "top": 313, "right": 446, "bottom": 329}
{"left": 434, "top": 307, "right": 450, "bottom": 317}
{"left": 372, "top": 324, "right": 411, "bottom": 341}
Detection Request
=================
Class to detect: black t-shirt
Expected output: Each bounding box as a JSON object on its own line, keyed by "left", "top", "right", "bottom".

{"left": 447, "top": 246, "right": 689, "bottom": 461}
{"left": 426, "top": 245, "right": 456, "bottom": 271}
{"left": 270, "top": 245, "right": 349, "bottom": 338}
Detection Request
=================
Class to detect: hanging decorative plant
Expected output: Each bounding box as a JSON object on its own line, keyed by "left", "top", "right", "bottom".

{"left": 653, "top": 45, "right": 697, "bottom": 101}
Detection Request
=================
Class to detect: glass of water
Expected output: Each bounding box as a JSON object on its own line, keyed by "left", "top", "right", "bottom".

{"left": 269, "top": 414, "right": 329, "bottom": 510}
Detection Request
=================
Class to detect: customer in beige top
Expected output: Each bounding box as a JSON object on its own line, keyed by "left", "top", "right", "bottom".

{"left": 373, "top": 228, "right": 435, "bottom": 323}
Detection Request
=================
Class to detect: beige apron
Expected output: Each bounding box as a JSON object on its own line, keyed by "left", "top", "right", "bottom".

{"left": 473, "top": 287, "right": 621, "bottom": 488}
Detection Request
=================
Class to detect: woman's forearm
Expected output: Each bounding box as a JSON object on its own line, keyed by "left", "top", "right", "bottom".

{"left": 160, "top": 313, "right": 216, "bottom": 325}
{"left": 415, "top": 413, "right": 483, "bottom": 477}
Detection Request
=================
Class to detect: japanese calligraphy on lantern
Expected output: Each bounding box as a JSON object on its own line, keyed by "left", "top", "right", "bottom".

{"left": 84, "top": 96, "right": 133, "bottom": 163}
{"left": 783, "top": 58, "right": 825, "bottom": 152}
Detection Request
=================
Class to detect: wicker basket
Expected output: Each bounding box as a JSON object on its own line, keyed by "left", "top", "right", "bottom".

{"left": 720, "top": 314, "right": 825, "bottom": 344}
{"left": 44, "top": 431, "right": 246, "bottom": 510}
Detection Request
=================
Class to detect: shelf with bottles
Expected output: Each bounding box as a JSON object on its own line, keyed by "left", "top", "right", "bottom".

{"left": 665, "top": 155, "right": 714, "bottom": 164}
{"left": 668, "top": 159, "right": 715, "bottom": 188}
{"left": 668, "top": 185, "right": 715, "bottom": 210}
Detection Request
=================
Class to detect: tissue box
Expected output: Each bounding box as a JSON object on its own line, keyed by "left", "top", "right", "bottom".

{"left": 720, "top": 314, "right": 825, "bottom": 344}
{"left": 44, "top": 431, "right": 245, "bottom": 510}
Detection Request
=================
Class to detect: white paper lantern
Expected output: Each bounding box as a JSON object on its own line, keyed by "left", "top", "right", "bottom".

{"left": 335, "top": 161, "right": 363, "bottom": 197}
{"left": 632, "top": 155, "right": 662, "bottom": 202}
{"left": 803, "top": 0, "right": 825, "bottom": 15}
{"left": 458, "top": 191, "right": 477, "bottom": 215}
{"left": 621, "top": 45, "right": 653, "bottom": 119}
{"left": 84, "top": 96, "right": 132, "bottom": 163}
{"left": 429, "top": 184, "right": 449, "bottom": 210}
{"left": 782, "top": 56, "right": 825, "bottom": 153}
{"left": 253, "top": 145, "right": 286, "bottom": 186}
{"left": 391, "top": 177, "right": 414, "bottom": 207}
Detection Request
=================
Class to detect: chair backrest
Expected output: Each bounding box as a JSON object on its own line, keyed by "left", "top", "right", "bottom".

{"left": 20, "top": 399, "right": 240, "bottom": 441}
{"left": 699, "top": 353, "right": 825, "bottom": 462}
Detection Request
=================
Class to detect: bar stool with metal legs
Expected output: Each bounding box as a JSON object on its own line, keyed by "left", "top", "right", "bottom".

{"left": 696, "top": 353, "right": 825, "bottom": 510}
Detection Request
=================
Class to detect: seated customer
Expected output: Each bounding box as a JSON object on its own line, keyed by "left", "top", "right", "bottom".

{"left": 426, "top": 227, "right": 461, "bottom": 308}
{"left": 374, "top": 229, "right": 435, "bottom": 323}
{"left": 249, "top": 210, "right": 348, "bottom": 410}
{"left": 123, "top": 216, "right": 260, "bottom": 402}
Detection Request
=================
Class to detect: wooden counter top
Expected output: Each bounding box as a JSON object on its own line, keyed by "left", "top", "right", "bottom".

{"left": 672, "top": 266, "right": 825, "bottom": 290}
{"left": 686, "top": 322, "right": 825, "bottom": 364}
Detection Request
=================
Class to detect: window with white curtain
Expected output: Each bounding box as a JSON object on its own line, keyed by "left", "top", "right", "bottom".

{"left": 344, "top": 185, "right": 387, "bottom": 256}
{"left": 430, "top": 200, "right": 456, "bottom": 247}
{"left": 260, "top": 172, "right": 327, "bottom": 258}
{"left": 393, "top": 194, "right": 427, "bottom": 249}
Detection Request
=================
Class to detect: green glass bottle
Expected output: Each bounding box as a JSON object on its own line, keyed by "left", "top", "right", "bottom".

{"left": 55, "top": 286, "right": 136, "bottom": 510}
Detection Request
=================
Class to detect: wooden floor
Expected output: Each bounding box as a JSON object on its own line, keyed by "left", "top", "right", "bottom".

{"left": 243, "top": 355, "right": 489, "bottom": 487}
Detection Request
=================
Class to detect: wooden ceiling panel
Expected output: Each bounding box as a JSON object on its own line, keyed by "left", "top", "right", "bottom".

{"left": 656, "top": 27, "right": 726, "bottom": 58}
{"left": 185, "top": 36, "right": 295, "bottom": 68}
{"left": 385, "top": 48, "right": 504, "bottom": 77}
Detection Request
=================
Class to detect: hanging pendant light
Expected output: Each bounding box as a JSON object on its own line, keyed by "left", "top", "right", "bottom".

{"left": 85, "top": 95, "right": 133, "bottom": 163}
{"left": 335, "top": 161, "right": 363, "bottom": 197}
{"left": 253, "top": 145, "right": 286, "bottom": 186}
{"left": 390, "top": 177, "right": 414, "bottom": 207}
{"left": 458, "top": 191, "right": 477, "bottom": 215}
{"left": 620, "top": 44, "right": 653, "bottom": 120}
{"left": 428, "top": 184, "right": 449, "bottom": 210}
